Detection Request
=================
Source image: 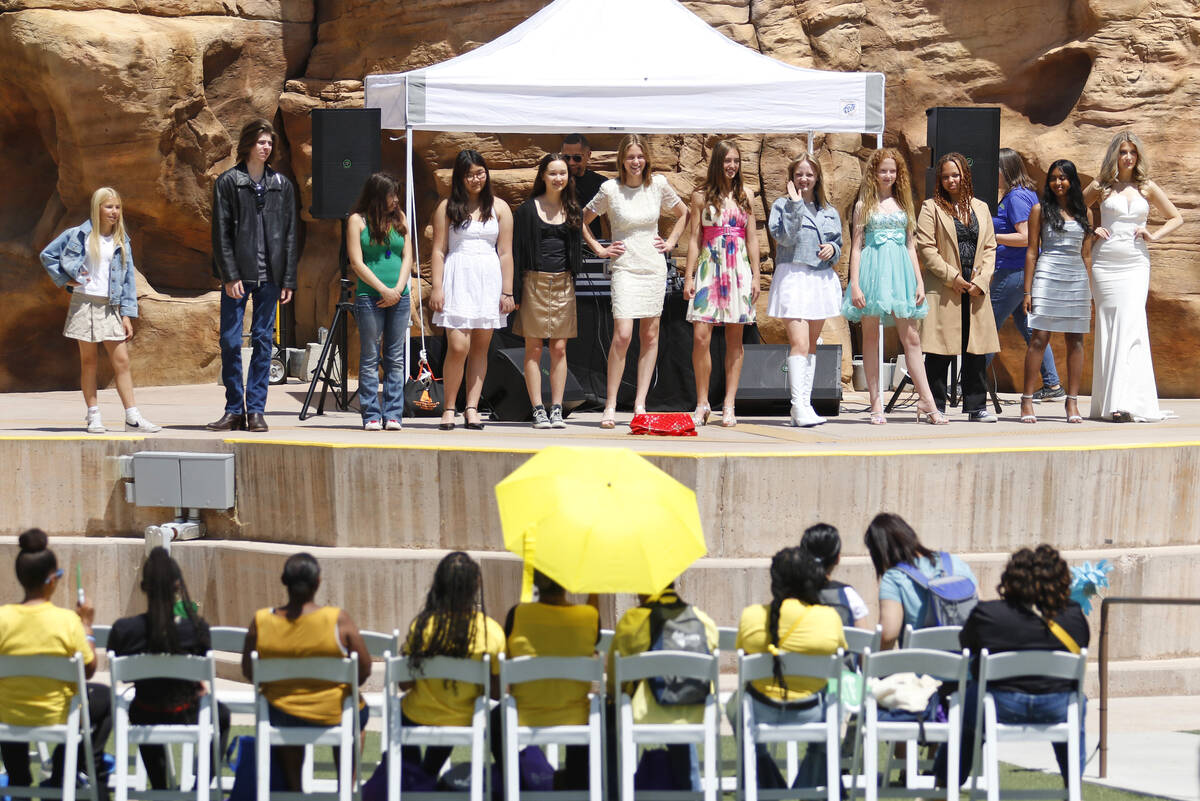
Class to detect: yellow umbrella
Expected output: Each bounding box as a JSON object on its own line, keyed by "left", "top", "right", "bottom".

{"left": 495, "top": 446, "right": 706, "bottom": 599}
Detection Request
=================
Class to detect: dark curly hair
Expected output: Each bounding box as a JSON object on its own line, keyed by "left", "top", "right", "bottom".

{"left": 933, "top": 152, "right": 975, "bottom": 224}
{"left": 997, "top": 544, "right": 1072, "bottom": 619}
{"left": 404, "top": 551, "right": 488, "bottom": 673}
{"left": 766, "top": 546, "right": 826, "bottom": 699}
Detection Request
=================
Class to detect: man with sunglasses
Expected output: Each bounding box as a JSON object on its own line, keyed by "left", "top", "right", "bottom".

{"left": 208, "top": 118, "right": 298, "bottom": 433}
{"left": 562, "top": 134, "right": 606, "bottom": 239}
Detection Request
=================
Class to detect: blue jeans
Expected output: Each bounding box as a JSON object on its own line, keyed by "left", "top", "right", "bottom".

{"left": 934, "top": 683, "right": 1085, "bottom": 787}
{"left": 988, "top": 269, "right": 1059, "bottom": 388}
{"left": 219, "top": 280, "right": 281, "bottom": 414}
{"left": 726, "top": 692, "right": 829, "bottom": 789}
{"left": 355, "top": 293, "right": 411, "bottom": 423}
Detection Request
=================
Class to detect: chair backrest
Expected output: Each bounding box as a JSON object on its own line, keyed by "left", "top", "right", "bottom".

{"left": 361, "top": 629, "right": 400, "bottom": 659}
{"left": 252, "top": 651, "right": 360, "bottom": 686}
{"left": 738, "top": 650, "right": 842, "bottom": 686}
{"left": 862, "top": 647, "right": 969, "bottom": 685}
{"left": 902, "top": 624, "right": 963, "bottom": 651}
{"left": 384, "top": 654, "right": 491, "bottom": 688}
{"left": 0, "top": 653, "right": 86, "bottom": 683}
{"left": 718, "top": 627, "right": 737, "bottom": 652}
{"left": 613, "top": 649, "right": 719, "bottom": 689}
{"left": 979, "top": 648, "right": 1087, "bottom": 686}
{"left": 597, "top": 629, "right": 614, "bottom": 655}
{"left": 210, "top": 626, "right": 248, "bottom": 653}
{"left": 499, "top": 655, "right": 603, "bottom": 688}
{"left": 844, "top": 625, "right": 882, "bottom": 656}
{"left": 110, "top": 652, "right": 217, "bottom": 685}
{"left": 92, "top": 624, "right": 111, "bottom": 650}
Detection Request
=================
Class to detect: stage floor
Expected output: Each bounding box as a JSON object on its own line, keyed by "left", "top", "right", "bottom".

{"left": 2, "top": 381, "right": 1198, "bottom": 454}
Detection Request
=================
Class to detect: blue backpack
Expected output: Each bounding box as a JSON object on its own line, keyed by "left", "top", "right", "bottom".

{"left": 895, "top": 552, "right": 977, "bottom": 628}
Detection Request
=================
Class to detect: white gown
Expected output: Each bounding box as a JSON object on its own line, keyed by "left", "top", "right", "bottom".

{"left": 1088, "top": 190, "right": 1165, "bottom": 421}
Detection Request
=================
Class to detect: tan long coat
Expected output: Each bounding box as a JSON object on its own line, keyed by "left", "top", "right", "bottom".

{"left": 916, "top": 197, "right": 1000, "bottom": 355}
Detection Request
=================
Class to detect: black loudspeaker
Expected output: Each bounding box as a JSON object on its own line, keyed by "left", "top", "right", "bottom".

{"left": 311, "top": 108, "right": 382, "bottom": 219}
{"left": 926, "top": 107, "right": 1000, "bottom": 214}
{"left": 734, "top": 344, "right": 842, "bottom": 416}
{"left": 482, "top": 348, "right": 586, "bottom": 422}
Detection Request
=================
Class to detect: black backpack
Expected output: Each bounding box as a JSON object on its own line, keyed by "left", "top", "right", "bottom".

{"left": 818, "top": 581, "right": 855, "bottom": 627}
{"left": 644, "top": 601, "right": 711, "bottom": 706}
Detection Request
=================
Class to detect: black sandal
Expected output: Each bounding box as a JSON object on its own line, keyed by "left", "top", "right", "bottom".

{"left": 464, "top": 406, "right": 485, "bottom": 430}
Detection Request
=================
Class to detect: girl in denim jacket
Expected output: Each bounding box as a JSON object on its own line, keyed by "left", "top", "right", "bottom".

{"left": 40, "top": 187, "right": 159, "bottom": 433}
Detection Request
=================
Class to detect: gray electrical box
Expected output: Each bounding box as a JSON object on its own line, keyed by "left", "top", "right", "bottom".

{"left": 130, "top": 452, "right": 235, "bottom": 509}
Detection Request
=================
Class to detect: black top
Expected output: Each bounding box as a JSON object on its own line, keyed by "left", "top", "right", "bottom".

{"left": 574, "top": 169, "right": 606, "bottom": 238}
{"left": 109, "top": 613, "right": 213, "bottom": 711}
{"left": 513, "top": 199, "right": 582, "bottom": 301}
{"left": 959, "top": 599, "right": 1090, "bottom": 694}
{"left": 537, "top": 217, "right": 570, "bottom": 272}
{"left": 954, "top": 211, "right": 980, "bottom": 279}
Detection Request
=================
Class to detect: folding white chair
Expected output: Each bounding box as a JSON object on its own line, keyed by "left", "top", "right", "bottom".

{"left": 860, "top": 648, "right": 969, "bottom": 801}
{"left": 900, "top": 626, "right": 962, "bottom": 652}
{"left": 499, "top": 655, "right": 605, "bottom": 801}
{"left": 842, "top": 627, "right": 882, "bottom": 659}
{"left": 109, "top": 653, "right": 221, "bottom": 801}
{"left": 251, "top": 651, "right": 361, "bottom": 801}
{"left": 92, "top": 625, "right": 112, "bottom": 650}
{"left": 383, "top": 654, "right": 492, "bottom": 801}
{"left": 208, "top": 627, "right": 248, "bottom": 655}
{"left": 598, "top": 630, "right": 615, "bottom": 657}
{"left": 839, "top": 626, "right": 881, "bottom": 797}
{"left": 971, "top": 648, "right": 1086, "bottom": 801}
{"left": 717, "top": 628, "right": 738, "bottom": 653}
{"left": 0, "top": 653, "right": 98, "bottom": 801}
{"left": 361, "top": 629, "right": 401, "bottom": 658}
{"left": 736, "top": 651, "right": 843, "bottom": 801}
{"left": 613, "top": 650, "right": 720, "bottom": 801}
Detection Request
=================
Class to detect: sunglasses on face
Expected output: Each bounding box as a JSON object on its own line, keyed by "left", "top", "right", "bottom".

{"left": 564, "top": 154, "right": 584, "bottom": 162}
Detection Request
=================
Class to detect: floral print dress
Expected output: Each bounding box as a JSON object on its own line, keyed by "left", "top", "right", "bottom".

{"left": 687, "top": 203, "right": 756, "bottom": 325}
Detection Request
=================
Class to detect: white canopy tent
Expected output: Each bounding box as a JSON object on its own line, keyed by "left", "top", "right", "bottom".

{"left": 363, "top": 0, "right": 888, "bottom": 384}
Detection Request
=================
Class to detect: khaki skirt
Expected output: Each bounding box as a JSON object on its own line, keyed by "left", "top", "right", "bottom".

{"left": 514, "top": 270, "right": 577, "bottom": 339}
{"left": 63, "top": 293, "right": 126, "bottom": 342}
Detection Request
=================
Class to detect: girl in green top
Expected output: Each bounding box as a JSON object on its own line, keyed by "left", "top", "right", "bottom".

{"left": 347, "top": 172, "right": 413, "bottom": 430}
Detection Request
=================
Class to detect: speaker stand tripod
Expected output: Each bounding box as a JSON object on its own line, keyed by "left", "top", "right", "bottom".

{"left": 299, "top": 220, "right": 353, "bottom": 420}
{"left": 884, "top": 355, "right": 1002, "bottom": 413}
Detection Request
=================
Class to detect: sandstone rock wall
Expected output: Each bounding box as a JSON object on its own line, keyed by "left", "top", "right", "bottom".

{"left": 1, "top": 0, "right": 1197, "bottom": 394}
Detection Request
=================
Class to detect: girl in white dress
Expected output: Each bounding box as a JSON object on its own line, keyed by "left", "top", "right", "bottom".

{"left": 583, "top": 135, "right": 690, "bottom": 429}
{"left": 1083, "top": 132, "right": 1183, "bottom": 422}
{"left": 430, "top": 150, "right": 516, "bottom": 430}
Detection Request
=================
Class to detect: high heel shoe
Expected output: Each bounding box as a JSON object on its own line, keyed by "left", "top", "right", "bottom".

{"left": 1065, "top": 395, "right": 1083, "bottom": 424}
{"left": 868, "top": 410, "right": 887, "bottom": 425}
{"left": 600, "top": 408, "right": 617, "bottom": 429}
{"left": 916, "top": 403, "right": 949, "bottom": 425}
{"left": 692, "top": 403, "right": 711, "bottom": 426}
{"left": 721, "top": 405, "right": 737, "bottom": 427}
{"left": 464, "top": 406, "right": 485, "bottom": 430}
{"left": 1019, "top": 395, "right": 1037, "bottom": 424}
{"left": 438, "top": 410, "right": 456, "bottom": 431}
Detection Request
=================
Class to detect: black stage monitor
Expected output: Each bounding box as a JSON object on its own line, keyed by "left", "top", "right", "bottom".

{"left": 926, "top": 106, "right": 1000, "bottom": 213}
{"left": 311, "top": 108, "right": 382, "bottom": 219}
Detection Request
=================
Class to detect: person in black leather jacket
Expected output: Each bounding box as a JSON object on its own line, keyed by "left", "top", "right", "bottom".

{"left": 206, "top": 118, "right": 298, "bottom": 433}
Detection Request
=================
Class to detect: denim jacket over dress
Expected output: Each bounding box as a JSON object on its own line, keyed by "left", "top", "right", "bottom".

{"left": 768, "top": 196, "right": 843, "bottom": 270}
{"left": 40, "top": 219, "right": 139, "bottom": 318}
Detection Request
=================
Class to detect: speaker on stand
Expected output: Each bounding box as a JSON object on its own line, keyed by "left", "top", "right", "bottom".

{"left": 299, "top": 108, "right": 382, "bottom": 420}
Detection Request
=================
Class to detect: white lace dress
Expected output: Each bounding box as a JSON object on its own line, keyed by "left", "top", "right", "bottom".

{"left": 433, "top": 216, "right": 508, "bottom": 330}
{"left": 585, "top": 174, "right": 683, "bottom": 319}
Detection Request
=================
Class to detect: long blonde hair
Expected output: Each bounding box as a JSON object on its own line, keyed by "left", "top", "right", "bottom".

{"left": 87, "top": 187, "right": 127, "bottom": 264}
{"left": 1097, "top": 130, "right": 1150, "bottom": 194}
{"left": 787, "top": 154, "right": 828, "bottom": 209}
{"left": 616, "top": 134, "right": 654, "bottom": 188}
{"left": 856, "top": 148, "right": 915, "bottom": 232}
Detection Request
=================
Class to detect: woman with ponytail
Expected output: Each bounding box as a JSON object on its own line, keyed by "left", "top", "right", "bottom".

{"left": 0, "top": 529, "right": 112, "bottom": 798}
{"left": 241, "top": 553, "right": 372, "bottom": 792}
{"left": 731, "top": 546, "right": 846, "bottom": 788}
{"left": 108, "top": 547, "right": 231, "bottom": 789}
{"left": 800, "top": 523, "right": 869, "bottom": 628}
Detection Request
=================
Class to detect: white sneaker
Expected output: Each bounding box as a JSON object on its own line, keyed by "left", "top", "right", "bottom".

{"left": 85, "top": 411, "right": 106, "bottom": 434}
{"left": 363, "top": 420, "right": 383, "bottom": 431}
{"left": 384, "top": 419, "right": 403, "bottom": 431}
{"left": 124, "top": 411, "right": 162, "bottom": 433}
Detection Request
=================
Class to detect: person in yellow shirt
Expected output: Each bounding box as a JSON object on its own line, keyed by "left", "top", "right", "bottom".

{"left": 401, "top": 551, "right": 504, "bottom": 780}
{"left": 733, "top": 546, "right": 847, "bottom": 789}
{"left": 241, "top": 552, "right": 372, "bottom": 792}
{"left": 0, "top": 529, "right": 111, "bottom": 799}
{"left": 608, "top": 582, "right": 719, "bottom": 791}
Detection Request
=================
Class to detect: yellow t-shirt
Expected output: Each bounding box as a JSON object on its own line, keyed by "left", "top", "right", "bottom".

{"left": 608, "top": 594, "right": 719, "bottom": 725}
{"left": 506, "top": 602, "right": 599, "bottom": 727}
{"left": 0, "top": 602, "right": 94, "bottom": 726}
{"left": 735, "top": 599, "right": 847, "bottom": 702}
{"left": 401, "top": 611, "right": 504, "bottom": 727}
{"left": 255, "top": 606, "right": 352, "bottom": 725}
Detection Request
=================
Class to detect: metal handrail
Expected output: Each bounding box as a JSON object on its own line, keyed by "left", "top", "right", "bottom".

{"left": 1098, "top": 595, "right": 1200, "bottom": 777}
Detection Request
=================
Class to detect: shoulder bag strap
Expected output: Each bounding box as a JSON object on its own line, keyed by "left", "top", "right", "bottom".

{"left": 1029, "top": 606, "right": 1081, "bottom": 654}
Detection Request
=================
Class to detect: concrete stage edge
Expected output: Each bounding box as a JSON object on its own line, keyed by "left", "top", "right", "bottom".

{"left": 3, "top": 386, "right": 1200, "bottom": 696}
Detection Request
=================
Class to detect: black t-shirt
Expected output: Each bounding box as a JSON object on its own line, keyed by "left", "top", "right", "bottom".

{"left": 537, "top": 217, "right": 570, "bottom": 272}
{"left": 959, "top": 599, "right": 1089, "bottom": 694}
{"left": 108, "top": 612, "right": 213, "bottom": 712}
{"left": 574, "top": 169, "right": 606, "bottom": 239}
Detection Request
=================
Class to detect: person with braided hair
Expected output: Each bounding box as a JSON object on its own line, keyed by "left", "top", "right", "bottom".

{"left": 730, "top": 546, "right": 846, "bottom": 789}
{"left": 916, "top": 152, "right": 1000, "bottom": 421}
{"left": 401, "top": 551, "right": 504, "bottom": 777}
{"left": 934, "top": 545, "right": 1089, "bottom": 789}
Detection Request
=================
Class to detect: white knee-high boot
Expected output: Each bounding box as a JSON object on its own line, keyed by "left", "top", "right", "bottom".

{"left": 803, "top": 352, "right": 826, "bottom": 425}
{"left": 787, "top": 355, "right": 820, "bottom": 427}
